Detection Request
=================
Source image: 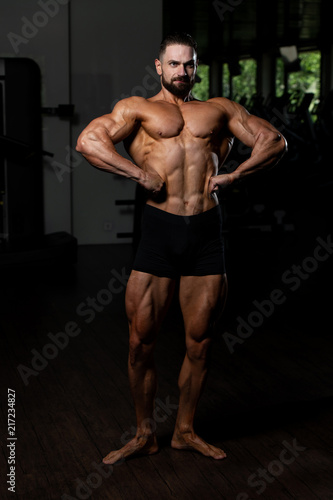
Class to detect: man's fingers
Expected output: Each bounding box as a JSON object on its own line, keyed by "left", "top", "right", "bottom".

{"left": 209, "top": 177, "right": 218, "bottom": 193}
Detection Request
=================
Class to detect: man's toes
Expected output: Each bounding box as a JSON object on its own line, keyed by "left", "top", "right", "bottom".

{"left": 103, "top": 449, "right": 123, "bottom": 464}
{"left": 209, "top": 446, "right": 227, "bottom": 459}
{"left": 103, "top": 454, "right": 116, "bottom": 464}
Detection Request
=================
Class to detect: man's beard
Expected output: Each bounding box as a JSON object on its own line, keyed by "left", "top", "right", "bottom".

{"left": 162, "top": 74, "right": 194, "bottom": 98}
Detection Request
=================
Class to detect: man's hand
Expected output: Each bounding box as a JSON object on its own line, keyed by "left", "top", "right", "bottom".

{"left": 140, "top": 170, "right": 165, "bottom": 197}
{"left": 209, "top": 173, "right": 233, "bottom": 195}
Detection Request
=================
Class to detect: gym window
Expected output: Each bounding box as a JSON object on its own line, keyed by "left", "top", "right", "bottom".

{"left": 192, "top": 64, "right": 210, "bottom": 101}
{"left": 222, "top": 58, "right": 257, "bottom": 102}
{"left": 276, "top": 50, "right": 321, "bottom": 112}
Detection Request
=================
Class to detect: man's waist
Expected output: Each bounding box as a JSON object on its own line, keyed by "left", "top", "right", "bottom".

{"left": 144, "top": 200, "right": 220, "bottom": 221}
{"left": 146, "top": 193, "right": 218, "bottom": 216}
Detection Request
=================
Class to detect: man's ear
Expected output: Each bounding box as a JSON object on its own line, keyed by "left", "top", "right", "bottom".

{"left": 155, "top": 58, "right": 162, "bottom": 76}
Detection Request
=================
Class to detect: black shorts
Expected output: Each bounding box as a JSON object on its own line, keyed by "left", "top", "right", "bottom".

{"left": 132, "top": 204, "right": 226, "bottom": 278}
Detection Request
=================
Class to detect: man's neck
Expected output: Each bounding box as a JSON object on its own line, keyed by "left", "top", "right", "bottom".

{"left": 160, "top": 86, "right": 194, "bottom": 105}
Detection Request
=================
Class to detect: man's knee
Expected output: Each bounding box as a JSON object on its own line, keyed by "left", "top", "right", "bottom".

{"left": 186, "top": 336, "right": 212, "bottom": 362}
{"left": 129, "top": 332, "right": 155, "bottom": 366}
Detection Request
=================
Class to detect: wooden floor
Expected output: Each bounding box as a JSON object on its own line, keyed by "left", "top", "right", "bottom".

{"left": 1, "top": 234, "right": 333, "bottom": 500}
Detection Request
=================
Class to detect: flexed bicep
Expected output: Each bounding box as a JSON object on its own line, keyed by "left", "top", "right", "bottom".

{"left": 225, "top": 101, "right": 282, "bottom": 149}
{"left": 211, "top": 98, "right": 287, "bottom": 188}
{"left": 227, "top": 101, "right": 287, "bottom": 165}
{"left": 75, "top": 97, "right": 146, "bottom": 182}
{"left": 77, "top": 97, "right": 140, "bottom": 152}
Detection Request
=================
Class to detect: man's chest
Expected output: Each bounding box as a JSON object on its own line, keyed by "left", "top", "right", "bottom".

{"left": 140, "top": 101, "right": 226, "bottom": 141}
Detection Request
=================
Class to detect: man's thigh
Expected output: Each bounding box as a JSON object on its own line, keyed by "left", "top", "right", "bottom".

{"left": 179, "top": 274, "right": 228, "bottom": 340}
{"left": 125, "top": 270, "right": 176, "bottom": 339}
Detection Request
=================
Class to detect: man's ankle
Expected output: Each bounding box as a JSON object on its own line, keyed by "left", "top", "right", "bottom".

{"left": 174, "top": 423, "right": 194, "bottom": 435}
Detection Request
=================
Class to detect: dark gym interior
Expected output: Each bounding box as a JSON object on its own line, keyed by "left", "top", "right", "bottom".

{"left": 1, "top": 1, "right": 333, "bottom": 499}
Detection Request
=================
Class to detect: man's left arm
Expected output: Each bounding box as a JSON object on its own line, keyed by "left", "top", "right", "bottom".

{"left": 210, "top": 101, "right": 287, "bottom": 193}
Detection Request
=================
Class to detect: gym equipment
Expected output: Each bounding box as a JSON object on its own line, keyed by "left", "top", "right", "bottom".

{"left": 0, "top": 57, "right": 77, "bottom": 268}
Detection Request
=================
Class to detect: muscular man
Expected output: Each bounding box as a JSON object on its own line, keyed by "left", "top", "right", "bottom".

{"left": 76, "top": 32, "right": 287, "bottom": 463}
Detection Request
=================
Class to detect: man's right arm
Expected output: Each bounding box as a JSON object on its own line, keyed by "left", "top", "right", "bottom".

{"left": 76, "top": 97, "right": 164, "bottom": 193}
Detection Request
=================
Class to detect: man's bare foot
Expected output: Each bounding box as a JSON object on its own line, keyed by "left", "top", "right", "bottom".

{"left": 171, "top": 430, "right": 226, "bottom": 459}
{"left": 103, "top": 434, "right": 159, "bottom": 465}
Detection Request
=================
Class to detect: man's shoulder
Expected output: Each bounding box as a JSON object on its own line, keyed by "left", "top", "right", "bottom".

{"left": 110, "top": 96, "right": 152, "bottom": 123}
{"left": 113, "top": 94, "right": 167, "bottom": 114}
{"left": 206, "top": 96, "right": 235, "bottom": 109}
{"left": 113, "top": 96, "right": 148, "bottom": 111}
{"left": 205, "top": 96, "right": 247, "bottom": 119}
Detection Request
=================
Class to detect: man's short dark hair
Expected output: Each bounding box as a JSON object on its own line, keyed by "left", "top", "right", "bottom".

{"left": 159, "top": 32, "right": 197, "bottom": 60}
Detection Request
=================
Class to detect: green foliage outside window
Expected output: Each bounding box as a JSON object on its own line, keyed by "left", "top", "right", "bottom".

{"left": 191, "top": 51, "right": 320, "bottom": 108}
{"left": 277, "top": 51, "right": 321, "bottom": 111}
{"left": 222, "top": 59, "right": 257, "bottom": 101}
{"left": 192, "top": 64, "right": 210, "bottom": 101}
{"left": 231, "top": 59, "right": 257, "bottom": 101}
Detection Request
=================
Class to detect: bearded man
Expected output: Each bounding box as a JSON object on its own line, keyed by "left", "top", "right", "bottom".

{"left": 76, "top": 32, "right": 287, "bottom": 463}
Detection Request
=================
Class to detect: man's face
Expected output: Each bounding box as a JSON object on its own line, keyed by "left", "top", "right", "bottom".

{"left": 156, "top": 44, "right": 197, "bottom": 98}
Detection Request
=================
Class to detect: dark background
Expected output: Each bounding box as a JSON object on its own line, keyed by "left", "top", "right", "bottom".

{"left": 1, "top": 1, "right": 333, "bottom": 499}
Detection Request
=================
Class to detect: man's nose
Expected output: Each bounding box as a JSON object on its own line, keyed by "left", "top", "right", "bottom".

{"left": 178, "top": 64, "right": 187, "bottom": 76}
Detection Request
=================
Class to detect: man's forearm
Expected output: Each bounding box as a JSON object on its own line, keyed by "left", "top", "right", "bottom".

{"left": 211, "top": 131, "right": 287, "bottom": 192}
{"left": 82, "top": 149, "right": 145, "bottom": 183}
{"left": 76, "top": 133, "right": 145, "bottom": 184}
{"left": 230, "top": 131, "right": 287, "bottom": 183}
{"left": 76, "top": 136, "right": 165, "bottom": 194}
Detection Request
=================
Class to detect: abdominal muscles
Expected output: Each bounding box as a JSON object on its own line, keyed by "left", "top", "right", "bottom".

{"left": 129, "top": 133, "right": 220, "bottom": 215}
